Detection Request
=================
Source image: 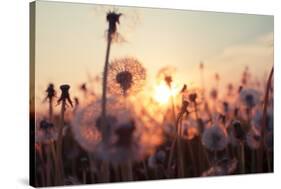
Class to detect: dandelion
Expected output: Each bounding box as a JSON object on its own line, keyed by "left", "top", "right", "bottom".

{"left": 157, "top": 67, "right": 176, "bottom": 83}
{"left": 107, "top": 11, "right": 122, "bottom": 36}
{"left": 202, "top": 125, "right": 228, "bottom": 151}
{"left": 210, "top": 88, "right": 218, "bottom": 100}
{"left": 239, "top": 88, "right": 260, "bottom": 109}
{"left": 148, "top": 150, "right": 166, "bottom": 169}
{"left": 57, "top": 84, "right": 72, "bottom": 183}
{"left": 202, "top": 158, "right": 238, "bottom": 176}
{"left": 188, "top": 93, "right": 197, "bottom": 103}
{"left": 58, "top": 84, "right": 73, "bottom": 107}
{"left": 251, "top": 108, "right": 273, "bottom": 132}
{"left": 181, "top": 118, "right": 199, "bottom": 140}
{"left": 45, "top": 83, "right": 56, "bottom": 121}
{"left": 100, "top": 11, "right": 123, "bottom": 141}
{"left": 36, "top": 119, "right": 58, "bottom": 143}
{"left": 231, "top": 120, "right": 246, "bottom": 141}
{"left": 228, "top": 119, "right": 247, "bottom": 173}
{"left": 227, "top": 83, "right": 234, "bottom": 96}
{"left": 107, "top": 57, "right": 146, "bottom": 96}
{"left": 72, "top": 98, "right": 162, "bottom": 163}
{"left": 246, "top": 128, "right": 261, "bottom": 150}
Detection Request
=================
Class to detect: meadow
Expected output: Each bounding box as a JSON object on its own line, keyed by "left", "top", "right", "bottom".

{"left": 32, "top": 10, "right": 273, "bottom": 187}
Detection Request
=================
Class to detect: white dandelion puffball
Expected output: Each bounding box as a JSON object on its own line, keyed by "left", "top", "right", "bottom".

{"left": 246, "top": 127, "right": 261, "bottom": 150}
{"left": 202, "top": 125, "right": 228, "bottom": 151}
{"left": 202, "top": 158, "right": 238, "bottom": 176}
{"left": 72, "top": 98, "right": 163, "bottom": 163}
{"left": 239, "top": 88, "right": 261, "bottom": 108}
{"left": 35, "top": 119, "right": 58, "bottom": 144}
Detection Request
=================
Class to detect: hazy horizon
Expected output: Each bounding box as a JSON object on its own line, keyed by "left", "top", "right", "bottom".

{"left": 34, "top": 1, "right": 273, "bottom": 111}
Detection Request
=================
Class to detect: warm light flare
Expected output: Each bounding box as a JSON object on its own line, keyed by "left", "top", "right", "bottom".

{"left": 153, "top": 82, "right": 179, "bottom": 105}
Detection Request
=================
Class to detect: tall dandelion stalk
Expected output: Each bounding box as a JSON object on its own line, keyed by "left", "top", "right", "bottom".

{"left": 100, "top": 11, "right": 121, "bottom": 182}
{"left": 44, "top": 84, "right": 57, "bottom": 185}
{"left": 258, "top": 67, "right": 273, "bottom": 172}
{"left": 57, "top": 84, "right": 73, "bottom": 184}
{"left": 101, "top": 11, "right": 122, "bottom": 140}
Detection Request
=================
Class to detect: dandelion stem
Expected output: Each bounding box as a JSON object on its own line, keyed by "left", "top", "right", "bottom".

{"left": 57, "top": 100, "right": 66, "bottom": 184}
{"left": 50, "top": 141, "right": 59, "bottom": 185}
{"left": 48, "top": 98, "right": 53, "bottom": 122}
{"left": 258, "top": 67, "right": 273, "bottom": 172}
{"left": 251, "top": 149, "right": 256, "bottom": 173}
{"left": 101, "top": 32, "right": 112, "bottom": 140}
{"left": 240, "top": 143, "right": 245, "bottom": 174}
{"left": 266, "top": 150, "right": 272, "bottom": 172}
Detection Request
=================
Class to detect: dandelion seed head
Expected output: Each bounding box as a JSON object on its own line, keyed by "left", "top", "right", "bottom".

{"left": 58, "top": 84, "right": 73, "bottom": 107}
{"left": 189, "top": 93, "right": 197, "bottom": 103}
{"left": 202, "top": 158, "right": 238, "bottom": 176}
{"left": 148, "top": 150, "right": 166, "bottom": 168}
{"left": 246, "top": 127, "right": 261, "bottom": 149}
{"left": 106, "top": 11, "right": 122, "bottom": 35}
{"left": 231, "top": 120, "right": 245, "bottom": 141}
{"left": 202, "top": 124, "right": 228, "bottom": 151}
{"left": 210, "top": 88, "right": 218, "bottom": 100}
{"left": 181, "top": 119, "right": 199, "bottom": 140}
{"left": 239, "top": 88, "right": 260, "bottom": 108}
{"left": 36, "top": 119, "right": 58, "bottom": 143}
{"left": 45, "top": 83, "right": 56, "bottom": 101}
{"left": 108, "top": 57, "right": 146, "bottom": 96}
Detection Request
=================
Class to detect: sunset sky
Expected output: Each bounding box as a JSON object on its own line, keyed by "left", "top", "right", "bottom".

{"left": 34, "top": 1, "right": 273, "bottom": 107}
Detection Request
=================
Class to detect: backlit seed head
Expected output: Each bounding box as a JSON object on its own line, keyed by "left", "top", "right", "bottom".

{"left": 58, "top": 84, "right": 73, "bottom": 107}
{"left": 108, "top": 57, "right": 146, "bottom": 96}
{"left": 106, "top": 11, "right": 122, "bottom": 35}
{"left": 45, "top": 83, "right": 55, "bottom": 101}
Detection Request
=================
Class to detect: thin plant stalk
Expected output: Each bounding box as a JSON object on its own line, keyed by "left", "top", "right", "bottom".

{"left": 266, "top": 150, "right": 272, "bottom": 172}
{"left": 48, "top": 98, "right": 53, "bottom": 122}
{"left": 251, "top": 149, "right": 256, "bottom": 173}
{"left": 50, "top": 141, "right": 59, "bottom": 185}
{"left": 101, "top": 32, "right": 112, "bottom": 140}
{"left": 88, "top": 154, "right": 96, "bottom": 183}
{"left": 258, "top": 67, "right": 273, "bottom": 172}
{"left": 57, "top": 100, "right": 66, "bottom": 184}
{"left": 37, "top": 144, "right": 46, "bottom": 186}
{"left": 240, "top": 142, "right": 245, "bottom": 174}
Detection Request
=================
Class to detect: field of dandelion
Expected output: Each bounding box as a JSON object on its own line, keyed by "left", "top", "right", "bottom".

{"left": 30, "top": 2, "right": 274, "bottom": 187}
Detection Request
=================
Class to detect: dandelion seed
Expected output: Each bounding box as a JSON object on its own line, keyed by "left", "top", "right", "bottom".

{"left": 107, "top": 57, "right": 146, "bottom": 96}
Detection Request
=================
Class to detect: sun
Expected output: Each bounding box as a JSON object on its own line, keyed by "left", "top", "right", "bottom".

{"left": 153, "top": 82, "right": 178, "bottom": 105}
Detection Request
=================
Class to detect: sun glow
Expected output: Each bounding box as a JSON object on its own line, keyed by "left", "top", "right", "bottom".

{"left": 153, "top": 82, "right": 179, "bottom": 105}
